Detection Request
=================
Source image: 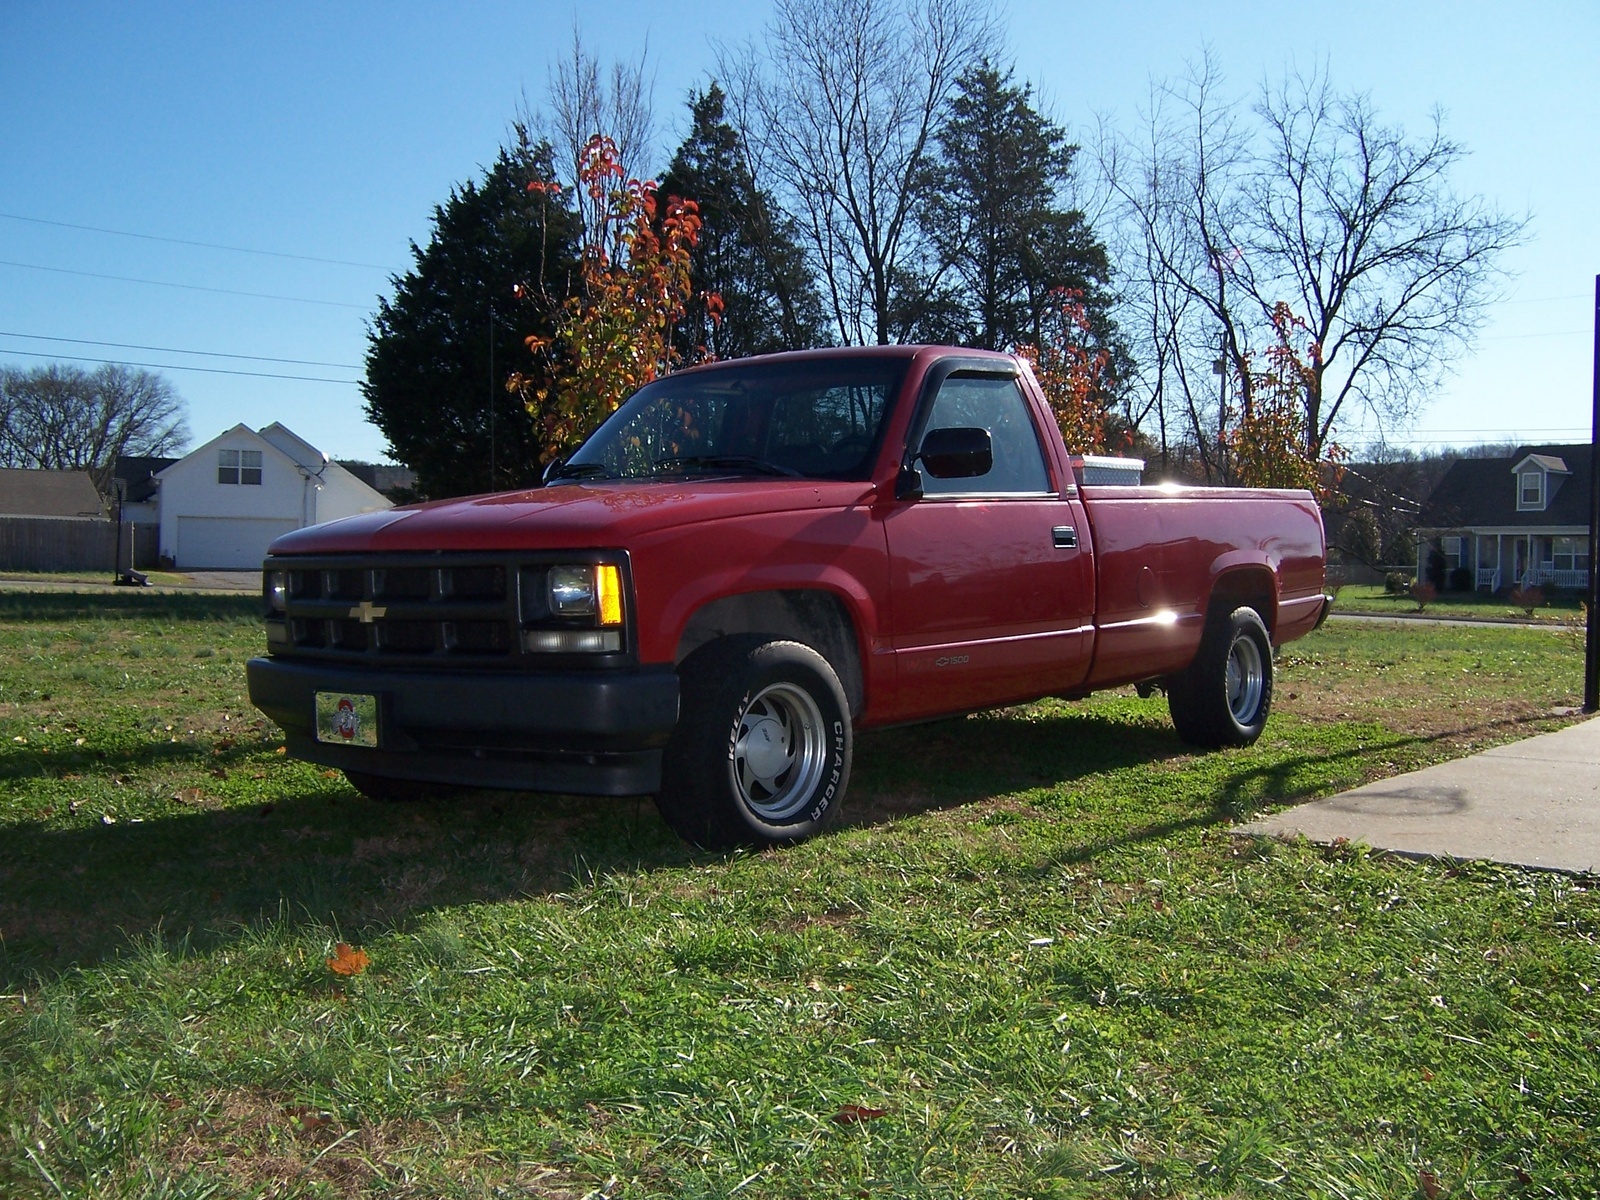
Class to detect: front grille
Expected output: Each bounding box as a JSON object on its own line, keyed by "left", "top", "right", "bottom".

{"left": 273, "top": 555, "right": 519, "bottom": 664}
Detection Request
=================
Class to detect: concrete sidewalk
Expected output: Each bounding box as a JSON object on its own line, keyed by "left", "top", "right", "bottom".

{"left": 1237, "top": 716, "right": 1600, "bottom": 875}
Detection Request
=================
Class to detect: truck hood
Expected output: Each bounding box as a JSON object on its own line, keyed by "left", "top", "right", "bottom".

{"left": 268, "top": 478, "right": 879, "bottom": 556}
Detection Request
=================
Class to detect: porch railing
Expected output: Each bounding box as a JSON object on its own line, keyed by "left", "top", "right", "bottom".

{"left": 1518, "top": 567, "right": 1589, "bottom": 590}
{"left": 1476, "top": 568, "right": 1501, "bottom": 591}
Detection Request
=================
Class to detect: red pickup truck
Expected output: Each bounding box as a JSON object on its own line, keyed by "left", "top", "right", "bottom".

{"left": 247, "top": 346, "right": 1328, "bottom": 847}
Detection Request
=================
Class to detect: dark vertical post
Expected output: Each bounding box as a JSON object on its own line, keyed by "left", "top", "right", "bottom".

{"left": 488, "top": 303, "right": 497, "bottom": 490}
{"left": 1585, "top": 274, "right": 1600, "bottom": 711}
{"left": 111, "top": 479, "right": 125, "bottom": 583}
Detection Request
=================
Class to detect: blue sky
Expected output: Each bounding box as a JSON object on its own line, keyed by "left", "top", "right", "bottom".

{"left": 1, "top": 1, "right": 1594, "bottom": 465}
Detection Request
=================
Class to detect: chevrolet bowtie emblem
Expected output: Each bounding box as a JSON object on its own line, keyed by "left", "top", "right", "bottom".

{"left": 349, "top": 601, "right": 387, "bottom": 624}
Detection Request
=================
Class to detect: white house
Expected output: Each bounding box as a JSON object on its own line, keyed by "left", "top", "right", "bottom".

{"left": 154, "top": 423, "right": 392, "bottom": 569}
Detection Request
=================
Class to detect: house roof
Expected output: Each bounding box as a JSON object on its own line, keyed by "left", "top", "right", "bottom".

{"left": 1514, "top": 453, "right": 1570, "bottom": 475}
{"left": 114, "top": 455, "right": 179, "bottom": 503}
{"left": 1423, "top": 444, "right": 1594, "bottom": 530}
{"left": 336, "top": 460, "right": 418, "bottom": 497}
{"left": 0, "top": 468, "right": 107, "bottom": 518}
{"left": 155, "top": 423, "right": 390, "bottom": 508}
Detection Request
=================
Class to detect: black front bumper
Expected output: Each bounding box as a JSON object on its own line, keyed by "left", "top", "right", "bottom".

{"left": 246, "top": 656, "right": 680, "bottom": 796}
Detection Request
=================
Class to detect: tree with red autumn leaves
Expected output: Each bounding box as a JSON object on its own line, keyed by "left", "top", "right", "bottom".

{"left": 512, "top": 135, "right": 721, "bottom": 461}
{"left": 1015, "top": 289, "right": 1126, "bottom": 455}
{"left": 1226, "top": 302, "right": 1345, "bottom": 498}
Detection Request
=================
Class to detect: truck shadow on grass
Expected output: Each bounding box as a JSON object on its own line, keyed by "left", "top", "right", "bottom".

{"left": 0, "top": 702, "right": 1527, "bottom": 987}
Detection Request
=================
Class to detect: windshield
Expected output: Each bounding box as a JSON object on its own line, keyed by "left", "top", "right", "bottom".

{"left": 558, "top": 357, "right": 909, "bottom": 481}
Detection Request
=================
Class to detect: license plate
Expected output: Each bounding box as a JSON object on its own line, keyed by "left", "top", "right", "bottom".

{"left": 315, "top": 692, "right": 378, "bottom": 748}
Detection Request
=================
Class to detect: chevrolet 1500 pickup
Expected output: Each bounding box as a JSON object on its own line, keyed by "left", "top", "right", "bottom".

{"left": 247, "top": 345, "right": 1329, "bottom": 847}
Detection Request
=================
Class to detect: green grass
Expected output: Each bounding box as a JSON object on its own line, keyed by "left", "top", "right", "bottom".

{"left": 1, "top": 593, "right": 1597, "bottom": 1197}
{"left": 1334, "top": 583, "right": 1584, "bottom": 622}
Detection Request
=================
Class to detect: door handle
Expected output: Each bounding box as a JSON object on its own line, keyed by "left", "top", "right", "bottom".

{"left": 1052, "top": 525, "right": 1077, "bottom": 549}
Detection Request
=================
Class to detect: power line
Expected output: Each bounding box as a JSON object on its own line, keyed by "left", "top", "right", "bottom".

{"left": 0, "top": 211, "right": 390, "bottom": 270}
{"left": 0, "top": 259, "right": 369, "bottom": 309}
{"left": 1479, "top": 329, "right": 1588, "bottom": 341}
{"left": 0, "top": 330, "right": 359, "bottom": 369}
{"left": 0, "top": 347, "right": 358, "bottom": 385}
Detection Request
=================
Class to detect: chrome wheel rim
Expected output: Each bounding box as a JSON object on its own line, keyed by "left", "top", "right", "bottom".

{"left": 1226, "top": 634, "right": 1265, "bottom": 725}
{"left": 730, "top": 681, "right": 827, "bottom": 822}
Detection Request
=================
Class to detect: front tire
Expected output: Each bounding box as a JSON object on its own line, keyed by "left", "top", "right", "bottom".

{"left": 658, "top": 636, "right": 852, "bottom": 849}
{"left": 1167, "top": 606, "right": 1273, "bottom": 748}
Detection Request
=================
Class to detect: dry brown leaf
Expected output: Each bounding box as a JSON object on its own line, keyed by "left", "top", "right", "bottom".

{"left": 326, "top": 943, "right": 369, "bottom": 976}
{"left": 1419, "top": 1167, "right": 1442, "bottom": 1199}
{"left": 832, "top": 1105, "right": 888, "bottom": 1125}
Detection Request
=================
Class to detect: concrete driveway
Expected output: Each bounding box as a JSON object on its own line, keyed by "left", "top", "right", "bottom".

{"left": 1238, "top": 716, "right": 1600, "bottom": 875}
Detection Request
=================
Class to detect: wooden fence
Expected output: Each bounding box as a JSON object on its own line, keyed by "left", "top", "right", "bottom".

{"left": 0, "top": 518, "right": 159, "bottom": 572}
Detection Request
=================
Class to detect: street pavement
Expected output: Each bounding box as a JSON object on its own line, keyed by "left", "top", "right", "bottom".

{"left": 1238, "top": 715, "right": 1600, "bottom": 875}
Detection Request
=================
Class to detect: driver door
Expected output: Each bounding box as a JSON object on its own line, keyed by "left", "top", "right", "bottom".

{"left": 881, "top": 370, "right": 1094, "bottom": 720}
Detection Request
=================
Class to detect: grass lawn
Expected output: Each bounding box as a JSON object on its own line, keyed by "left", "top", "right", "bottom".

{"left": 1, "top": 592, "right": 1597, "bottom": 1198}
{"left": 1333, "top": 583, "right": 1584, "bottom": 623}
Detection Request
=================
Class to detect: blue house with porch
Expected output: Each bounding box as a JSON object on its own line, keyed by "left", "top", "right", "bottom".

{"left": 1415, "top": 444, "right": 1592, "bottom": 592}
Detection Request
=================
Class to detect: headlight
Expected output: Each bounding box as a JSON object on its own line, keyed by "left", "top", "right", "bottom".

{"left": 547, "top": 564, "right": 623, "bottom": 626}
{"left": 264, "top": 569, "right": 287, "bottom": 613}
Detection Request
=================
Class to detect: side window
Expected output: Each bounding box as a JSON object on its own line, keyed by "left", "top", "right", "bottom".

{"left": 919, "top": 375, "right": 1051, "bottom": 496}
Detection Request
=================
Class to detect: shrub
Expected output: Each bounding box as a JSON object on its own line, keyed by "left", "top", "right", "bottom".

{"left": 1448, "top": 566, "right": 1472, "bottom": 592}
{"left": 1384, "top": 571, "right": 1412, "bottom": 596}
{"left": 1409, "top": 581, "right": 1437, "bottom": 612}
{"left": 1509, "top": 585, "right": 1543, "bottom": 617}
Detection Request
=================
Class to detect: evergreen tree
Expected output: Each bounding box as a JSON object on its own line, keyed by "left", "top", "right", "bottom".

{"left": 921, "top": 62, "right": 1118, "bottom": 353}
{"left": 363, "top": 133, "right": 580, "bottom": 499}
{"left": 659, "top": 85, "right": 826, "bottom": 358}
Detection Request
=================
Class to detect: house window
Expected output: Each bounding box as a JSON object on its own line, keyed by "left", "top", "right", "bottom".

{"left": 1441, "top": 536, "right": 1462, "bottom": 571}
{"left": 218, "top": 449, "right": 263, "bottom": 485}
{"left": 1553, "top": 537, "right": 1590, "bottom": 574}
{"left": 1518, "top": 469, "right": 1544, "bottom": 510}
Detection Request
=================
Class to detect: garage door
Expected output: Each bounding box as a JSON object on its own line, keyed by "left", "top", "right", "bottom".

{"left": 175, "top": 517, "right": 300, "bottom": 569}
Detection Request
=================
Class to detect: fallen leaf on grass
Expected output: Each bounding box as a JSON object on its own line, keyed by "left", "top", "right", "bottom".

{"left": 274, "top": 746, "right": 287, "bottom": 755}
{"left": 1419, "top": 1167, "right": 1442, "bottom": 1198}
{"left": 284, "top": 1105, "right": 332, "bottom": 1132}
{"left": 832, "top": 1105, "right": 888, "bottom": 1125}
{"left": 172, "top": 788, "right": 205, "bottom": 806}
{"left": 213, "top": 738, "right": 235, "bottom": 752}
{"left": 321, "top": 769, "right": 339, "bottom": 778}
{"left": 327, "top": 943, "right": 369, "bottom": 976}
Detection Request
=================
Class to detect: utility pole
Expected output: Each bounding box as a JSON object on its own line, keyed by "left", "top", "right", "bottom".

{"left": 1585, "top": 274, "right": 1599, "bottom": 711}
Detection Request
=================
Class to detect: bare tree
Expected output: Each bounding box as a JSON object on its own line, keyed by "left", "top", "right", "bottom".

{"left": 1098, "top": 55, "right": 1258, "bottom": 482}
{"left": 1242, "top": 66, "right": 1528, "bottom": 458}
{"left": 723, "top": 0, "right": 993, "bottom": 345}
{"left": 0, "top": 363, "right": 188, "bottom": 493}
{"left": 537, "top": 27, "right": 656, "bottom": 256}
{"left": 1100, "top": 56, "right": 1526, "bottom": 478}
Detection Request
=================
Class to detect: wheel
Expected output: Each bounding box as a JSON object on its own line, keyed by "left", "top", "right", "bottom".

{"left": 658, "top": 636, "right": 852, "bottom": 849}
{"left": 343, "top": 769, "right": 461, "bottom": 803}
{"left": 1167, "top": 606, "right": 1273, "bottom": 748}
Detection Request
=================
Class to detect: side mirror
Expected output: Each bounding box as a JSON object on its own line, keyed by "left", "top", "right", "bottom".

{"left": 917, "top": 426, "right": 992, "bottom": 479}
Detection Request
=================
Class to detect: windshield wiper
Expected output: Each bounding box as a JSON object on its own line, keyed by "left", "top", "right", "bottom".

{"left": 652, "top": 454, "right": 802, "bottom": 478}
{"left": 544, "top": 460, "right": 612, "bottom": 483}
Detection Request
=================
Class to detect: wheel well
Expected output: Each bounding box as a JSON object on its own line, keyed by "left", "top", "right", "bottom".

{"left": 675, "top": 590, "right": 865, "bottom": 716}
{"left": 1209, "top": 568, "right": 1277, "bottom": 637}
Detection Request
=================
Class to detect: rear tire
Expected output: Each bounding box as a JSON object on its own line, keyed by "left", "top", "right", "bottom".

{"left": 657, "top": 636, "right": 851, "bottom": 849}
{"left": 1167, "top": 606, "right": 1273, "bottom": 748}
